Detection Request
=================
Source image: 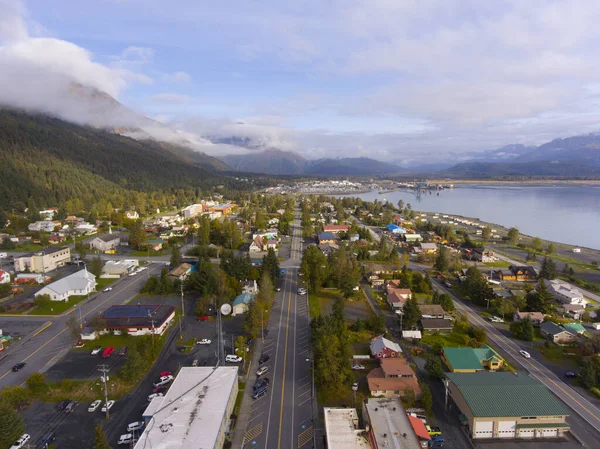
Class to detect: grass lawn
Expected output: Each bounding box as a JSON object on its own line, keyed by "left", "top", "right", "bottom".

{"left": 95, "top": 277, "right": 118, "bottom": 291}
{"left": 484, "top": 260, "right": 511, "bottom": 268}
{"left": 308, "top": 289, "right": 341, "bottom": 318}
{"left": 29, "top": 295, "right": 88, "bottom": 315}
{"left": 537, "top": 343, "right": 580, "bottom": 367}
{"left": 129, "top": 250, "right": 169, "bottom": 257}
{"left": 234, "top": 382, "right": 246, "bottom": 415}
{"left": 73, "top": 333, "right": 132, "bottom": 351}
{"left": 414, "top": 292, "right": 431, "bottom": 303}
{"left": 421, "top": 331, "right": 468, "bottom": 348}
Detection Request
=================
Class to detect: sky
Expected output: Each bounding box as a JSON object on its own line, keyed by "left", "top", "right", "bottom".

{"left": 2, "top": 0, "right": 600, "bottom": 164}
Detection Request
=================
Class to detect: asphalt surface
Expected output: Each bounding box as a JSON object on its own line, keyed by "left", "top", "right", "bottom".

{"left": 0, "top": 262, "right": 165, "bottom": 389}
{"left": 243, "top": 211, "right": 315, "bottom": 449}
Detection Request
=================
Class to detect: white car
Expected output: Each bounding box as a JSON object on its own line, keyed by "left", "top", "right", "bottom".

{"left": 101, "top": 400, "right": 115, "bottom": 412}
{"left": 153, "top": 375, "right": 174, "bottom": 387}
{"left": 88, "top": 400, "right": 102, "bottom": 412}
{"left": 196, "top": 339, "right": 211, "bottom": 345}
{"left": 10, "top": 434, "right": 30, "bottom": 449}
{"left": 138, "top": 266, "right": 147, "bottom": 271}
{"left": 297, "top": 288, "right": 307, "bottom": 295}
{"left": 490, "top": 316, "right": 504, "bottom": 323}
{"left": 226, "top": 354, "right": 243, "bottom": 363}
{"left": 118, "top": 434, "right": 135, "bottom": 445}
{"left": 147, "top": 392, "right": 164, "bottom": 402}
{"left": 127, "top": 421, "right": 144, "bottom": 432}
{"left": 102, "top": 287, "right": 112, "bottom": 292}
{"left": 90, "top": 346, "right": 102, "bottom": 355}
{"left": 519, "top": 350, "right": 531, "bottom": 359}
{"left": 128, "top": 271, "right": 137, "bottom": 276}
{"left": 351, "top": 364, "right": 365, "bottom": 370}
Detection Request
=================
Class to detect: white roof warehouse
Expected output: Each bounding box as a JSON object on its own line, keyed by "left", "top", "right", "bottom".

{"left": 138, "top": 367, "right": 239, "bottom": 449}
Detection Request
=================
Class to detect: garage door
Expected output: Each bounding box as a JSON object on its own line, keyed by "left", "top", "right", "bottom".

{"left": 497, "top": 421, "right": 516, "bottom": 438}
{"left": 474, "top": 421, "right": 493, "bottom": 439}
{"left": 541, "top": 429, "right": 558, "bottom": 438}
{"left": 519, "top": 429, "right": 535, "bottom": 438}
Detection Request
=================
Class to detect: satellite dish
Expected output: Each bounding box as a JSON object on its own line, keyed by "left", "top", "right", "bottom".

{"left": 220, "top": 304, "right": 232, "bottom": 316}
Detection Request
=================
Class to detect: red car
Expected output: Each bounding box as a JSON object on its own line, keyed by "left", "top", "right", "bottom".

{"left": 197, "top": 315, "right": 209, "bottom": 321}
{"left": 152, "top": 385, "right": 168, "bottom": 394}
{"left": 101, "top": 346, "right": 115, "bottom": 358}
{"left": 160, "top": 371, "right": 172, "bottom": 377}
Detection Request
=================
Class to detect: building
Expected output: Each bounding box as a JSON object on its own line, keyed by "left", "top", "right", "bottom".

{"left": 385, "top": 224, "right": 407, "bottom": 234}
{"left": 318, "top": 242, "right": 339, "bottom": 256}
{"left": 208, "top": 203, "right": 235, "bottom": 215}
{"left": 386, "top": 289, "right": 412, "bottom": 312}
{"left": 318, "top": 232, "right": 338, "bottom": 244}
{"left": 446, "top": 372, "right": 570, "bottom": 439}
{"left": 253, "top": 229, "right": 279, "bottom": 240}
{"left": 181, "top": 204, "right": 205, "bottom": 219}
{"left": 102, "top": 304, "right": 176, "bottom": 336}
{"left": 539, "top": 321, "right": 577, "bottom": 343}
{"left": 126, "top": 211, "right": 140, "bottom": 219}
{"left": 513, "top": 311, "right": 545, "bottom": 326}
{"left": 370, "top": 336, "right": 402, "bottom": 358}
{"left": 419, "top": 318, "right": 453, "bottom": 334}
{"left": 241, "top": 280, "right": 258, "bottom": 295}
{"left": 323, "top": 408, "right": 370, "bottom": 449}
{"left": 145, "top": 239, "right": 165, "bottom": 251}
{"left": 545, "top": 279, "right": 587, "bottom": 306}
{"left": 323, "top": 224, "right": 349, "bottom": 234}
{"left": 559, "top": 303, "right": 586, "bottom": 320}
{"left": 401, "top": 330, "right": 422, "bottom": 341}
{"left": 28, "top": 221, "right": 57, "bottom": 232}
{"left": 35, "top": 269, "right": 96, "bottom": 302}
{"left": 508, "top": 265, "right": 537, "bottom": 281}
{"left": 167, "top": 263, "right": 193, "bottom": 281}
{"left": 232, "top": 292, "right": 255, "bottom": 315}
{"left": 419, "top": 243, "right": 438, "bottom": 254}
{"left": 0, "top": 270, "right": 10, "bottom": 284}
{"left": 418, "top": 304, "right": 447, "bottom": 319}
{"left": 14, "top": 247, "right": 71, "bottom": 273}
{"left": 74, "top": 222, "right": 97, "bottom": 235}
{"left": 101, "top": 260, "right": 139, "bottom": 277}
{"left": 472, "top": 248, "right": 497, "bottom": 263}
{"left": 562, "top": 322, "right": 586, "bottom": 336}
{"left": 89, "top": 234, "right": 121, "bottom": 252}
{"left": 367, "top": 358, "right": 421, "bottom": 398}
{"left": 442, "top": 346, "right": 504, "bottom": 372}
{"left": 137, "top": 367, "right": 238, "bottom": 449}
{"left": 362, "top": 398, "right": 422, "bottom": 449}
{"left": 15, "top": 273, "right": 46, "bottom": 284}
{"left": 403, "top": 233, "right": 423, "bottom": 242}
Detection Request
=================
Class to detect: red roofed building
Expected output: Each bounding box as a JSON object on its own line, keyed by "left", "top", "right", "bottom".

{"left": 407, "top": 415, "right": 431, "bottom": 442}
{"left": 323, "top": 225, "right": 349, "bottom": 234}
{"left": 367, "top": 358, "right": 421, "bottom": 398}
{"left": 385, "top": 280, "right": 412, "bottom": 312}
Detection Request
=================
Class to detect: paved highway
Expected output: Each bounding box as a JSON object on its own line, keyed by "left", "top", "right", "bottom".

{"left": 0, "top": 262, "right": 165, "bottom": 389}
{"left": 243, "top": 211, "right": 315, "bottom": 449}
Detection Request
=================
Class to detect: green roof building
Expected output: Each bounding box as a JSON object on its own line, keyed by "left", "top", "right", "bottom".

{"left": 446, "top": 372, "right": 569, "bottom": 440}
{"left": 442, "top": 345, "right": 504, "bottom": 372}
{"left": 562, "top": 323, "right": 586, "bottom": 335}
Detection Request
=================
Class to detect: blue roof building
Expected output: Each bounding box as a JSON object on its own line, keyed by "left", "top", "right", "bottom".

{"left": 232, "top": 292, "right": 255, "bottom": 315}
{"left": 386, "top": 224, "right": 407, "bottom": 234}
{"left": 318, "top": 232, "right": 338, "bottom": 243}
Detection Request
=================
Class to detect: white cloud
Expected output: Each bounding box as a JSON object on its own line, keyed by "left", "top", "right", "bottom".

{"left": 164, "top": 71, "right": 192, "bottom": 83}
{"left": 151, "top": 93, "right": 191, "bottom": 104}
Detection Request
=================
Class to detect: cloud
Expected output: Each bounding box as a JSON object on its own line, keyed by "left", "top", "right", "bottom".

{"left": 151, "top": 93, "right": 191, "bottom": 104}
{"left": 163, "top": 71, "right": 192, "bottom": 84}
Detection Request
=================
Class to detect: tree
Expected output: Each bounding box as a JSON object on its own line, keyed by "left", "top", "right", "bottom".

{"left": 581, "top": 361, "right": 597, "bottom": 390}
{"left": 481, "top": 226, "right": 492, "bottom": 241}
{"left": 420, "top": 384, "right": 433, "bottom": 415}
{"left": 440, "top": 293, "right": 455, "bottom": 312}
{"left": 526, "top": 281, "right": 554, "bottom": 314}
{"left": 128, "top": 221, "right": 147, "bottom": 250}
{"left": 94, "top": 424, "right": 112, "bottom": 449}
{"left": 424, "top": 356, "right": 444, "bottom": 379}
{"left": 0, "top": 400, "right": 25, "bottom": 449}
{"left": 507, "top": 227, "right": 520, "bottom": 245}
{"left": 170, "top": 245, "right": 182, "bottom": 268}
{"left": 25, "top": 372, "right": 49, "bottom": 396}
{"left": 301, "top": 245, "right": 328, "bottom": 292}
{"left": 75, "top": 241, "right": 87, "bottom": 259}
{"left": 401, "top": 297, "right": 422, "bottom": 329}
{"left": 510, "top": 318, "right": 534, "bottom": 341}
{"left": 464, "top": 267, "right": 490, "bottom": 306}
{"left": 261, "top": 248, "right": 281, "bottom": 284}
{"left": 90, "top": 256, "right": 103, "bottom": 278}
{"left": 397, "top": 200, "right": 404, "bottom": 211}
{"left": 531, "top": 237, "right": 543, "bottom": 252}
{"left": 539, "top": 257, "right": 557, "bottom": 280}
{"left": 33, "top": 293, "right": 52, "bottom": 308}
{"left": 434, "top": 246, "right": 449, "bottom": 272}
{"left": 546, "top": 242, "right": 555, "bottom": 255}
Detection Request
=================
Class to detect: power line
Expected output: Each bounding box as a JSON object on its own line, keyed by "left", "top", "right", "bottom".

{"left": 99, "top": 364, "right": 111, "bottom": 419}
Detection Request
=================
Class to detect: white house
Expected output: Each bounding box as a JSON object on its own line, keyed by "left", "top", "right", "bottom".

{"left": 35, "top": 269, "right": 96, "bottom": 302}
{"left": 545, "top": 279, "right": 588, "bottom": 306}
{"left": 74, "top": 222, "right": 97, "bottom": 235}
{"left": 126, "top": 211, "right": 140, "bottom": 219}
{"left": 89, "top": 234, "right": 121, "bottom": 251}
{"left": 28, "top": 221, "right": 57, "bottom": 232}
{"left": 0, "top": 270, "right": 10, "bottom": 284}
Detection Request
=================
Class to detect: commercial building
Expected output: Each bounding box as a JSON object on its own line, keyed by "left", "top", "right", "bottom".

{"left": 89, "top": 234, "right": 121, "bottom": 252}
{"left": 385, "top": 224, "right": 407, "bottom": 234}
{"left": 138, "top": 367, "right": 238, "bottom": 449}
{"left": 362, "top": 398, "right": 422, "bottom": 449}
{"left": 208, "top": 203, "right": 235, "bottom": 215}
{"left": 101, "top": 260, "right": 139, "bottom": 277}
{"left": 323, "top": 224, "right": 350, "bottom": 234}
{"left": 446, "top": 372, "right": 570, "bottom": 439}
{"left": 545, "top": 279, "right": 587, "bottom": 306}
{"left": 102, "top": 304, "right": 176, "bottom": 336}
{"left": 181, "top": 203, "right": 206, "bottom": 219}
{"left": 14, "top": 247, "right": 71, "bottom": 273}
{"left": 324, "top": 408, "right": 370, "bottom": 449}
{"left": 35, "top": 269, "right": 96, "bottom": 302}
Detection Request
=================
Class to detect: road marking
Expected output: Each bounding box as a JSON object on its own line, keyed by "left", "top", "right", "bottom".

{"left": 244, "top": 423, "right": 263, "bottom": 445}
{"left": 277, "top": 270, "right": 293, "bottom": 448}
{"left": 290, "top": 268, "right": 298, "bottom": 449}
{"left": 297, "top": 426, "right": 313, "bottom": 448}
{"left": 33, "top": 322, "right": 52, "bottom": 336}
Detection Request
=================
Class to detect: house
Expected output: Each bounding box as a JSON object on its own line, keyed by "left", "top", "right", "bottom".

{"left": 559, "top": 303, "right": 586, "bottom": 320}
{"left": 323, "top": 224, "right": 349, "bottom": 234}
{"left": 545, "top": 279, "right": 587, "bottom": 306}
{"left": 442, "top": 346, "right": 504, "bottom": 372}
{"left": 539, "top": 321, "right": 577, "bottom": 343}
{"left": 419, "top": 318, "right": 453, "bottom": 334}
{"left": 401, "top": 330, "right": 422, "bottom": 341}
{"left": 168, "top": 263, "right": 193, "bottom": 281}
{"left": 0, "top": 270, "right": 10, "bottom": 284}
{"left": 562, "top": 322, "right": 586, "bottom": 336}
{"left": 145, "top": 239, "right": 165, "bottom": 251}
{"left": 362, "top": 398, "right": 422, "bottom": 449}
{"left": 418, "top": 304, "right": 447, "bottom": 319}
{"left": 446, "top": 372, "right": 570, "bottom": 439}
{"left": 253, "top": 229, "right": 279, "bottom": 240}
{"left": 349, "top": 233, "right": 360, "bottom": 242}
{"left": 267, "top": 217, "right": 280, "bottom": 226}
{"left": 28, "top": 221, "right": 57, "bottom": 232}
{"left": 493, "top": 269, "right": 515, "bottom": 281}
{"left": 125, "top": 211, "right": 139, "bottom": 219}
{"left": 370, "top": 336, "right": 402, "bottom": 358}
{"left": 419, "top": 243, "right": 438, "bottom": 254}
{"left": 368, "top": 275, "right": 385, "bottom": 290}
{"left": 385, "top": 224, "right": 406, "bottom": 234}
{"left": 403, "top": 233, "right": 423, "bottom": 242}
{"left": 367, "top": 358, "right": 421, "bottom": 398}
{"left": 14, "top": 247, "right": 71, "bottom": 273}
{"left": 472, "top": 248, "right": 497, "bottom": 263}
{"left": 249, "top": 235, "right": 265, "bottom": 252}
{"left": 509, "top": 265, "right": 537, "bottom": 281}
{"left": 318, "top": 242, "right": 339, "bottom": 256}
{"left": 102, "top": 304, "right": 176, "bottom": 336}
{"left": 241, "top": 280, "right": 258, "bottom": 295}
{"left": 35, "top": 269, "right": 96, "bottom": 302}
{"left": 266, "top": 238, "right": 278, "bottom": 250}
{"left": 232, "top": 292, "right": 255, "bottom": 315}
{"left": 386, "top": 289, "right": 412, "bottom": 312}
{"left": 102, "top": 260, "right": 139, "bottom": 277}
{"left": 323, "top": 408, "right": 370, "bottom": 449}
{"left": 89, "top": 234, "right": 121, "bottom": 252}
{"left": 318, "top": 232, "right": 338, "bottom": 244}
{"left": 48, "top": 233, "right": 66, "bottom": 244}
{"left": 513, "top": 311, "right": 545, "bottom": 326}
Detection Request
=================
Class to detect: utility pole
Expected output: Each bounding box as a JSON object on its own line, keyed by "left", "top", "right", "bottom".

{"left": 179, "top": 282, "right": 185, "bottom": 338}
{"left": 148, "top": 312, "right": 156, "bottom": 348}
{"left": 99, "top": 365, "right": 110, "bottom": 419}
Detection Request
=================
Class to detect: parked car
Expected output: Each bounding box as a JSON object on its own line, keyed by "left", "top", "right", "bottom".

{"left": 127, "top": 422, "right": 144, "bottom": 432}
{"left": 118, "top": 346, "right": 128, "bottom": 356}
{"left": 74, "top": 339, "right": 85, "bottom": 347}
{"left": 102, "top": 346, "right": 115, "bottom": 358}
{"left": 38, "top": 431, "right": 56, "bottom": 448}
{"left": 147, "top": 393, "right": 164, "bottom": 402}
{"left": 128, "top": 271, "right": 137, "bottom": 276}
{"left": 65, "top": 401, "right": 79, "bottom": 413}
{"left": 152, "top": 385, "right": 168, "bottom": 394}
{"left": 489, "top": 316, "right": 504, "bottom": 323}
{"left": 10, "top": 434, "right": 30, "bottom": 449}
{"left": 428, "top": 436, "right": 445, "bottom": 447}
{"left": 191, "top": 359, "right": 199, "bottom": 367}
{"left": 444, "top": 281, "right": 452, "bottom": 288}
{"left": 153, "top": 375, "right": 174, "bottom": 387}
{"left": 56, "top": 399, "right": 71, "bottom": 411}
{"left": 252, "top": 387, "right": 268, "bottom": 400}
{"left": 90, "top": 346, "right": 102, "bottom": 355}
{"left": 118, "top": 434, "right": 135, "bottom": 445}
{"left": 12, "top": 362, "right": 26, "bottom": 372}
{"left": 259, "top": 354, "right": 270, "bottom": 364}
{"left": 88, "top": 400, "right": 102, "bottom": 412}
{"left": 102, "top": 287, "right": 113, "bottom": 292}
{"left": 160, "top": 370, "right": 172, "bottom": 377}
{"left": 426, "top": 425, "right": 442, "bottom": 436}
{"left": 351, "top": 364, "right": 365, "bottom": 370}
{"left": 101, "top": 400, "right": 115, "bottom": 412}
{"left": 256, "top": 366, "right": 269, "bottom": 377}
{"left": 297, "top": 288, "right": 307, "bottom": 295}
{"left": 519, "top": 350, "right": 531, "bottom": 359}
{"left": 254, "top": 378, "right": 270, "bottom": 391}
{"left": 565, "top": 372, "right": 579, "bottom": 379}
{"left": 196, "top": 339, "right": 211, "bottom": 345}
{"left": 197, "top": 315, "right": 209, "bottom": 321}
{"left": 226, "top": 355, "right": 243, "bottom": 363}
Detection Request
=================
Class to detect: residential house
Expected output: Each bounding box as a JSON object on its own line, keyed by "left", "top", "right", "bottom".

{"left": 318, "top": 242, "right": 339, "bottom": 256}
{"left": 442, "top": 346, "right": 504, "bottom": 372}
{"left": 367, "top": 358, "right": 421, "bottom": 398}
{"left": 35, "top": 269, "right": 96, "bottom": 301}
{"left": 74, "top": 222, "right": 97, "bottom": 235}
{"left": 539, "top": 321, "right": 577, "bottom": 343}
{"left": 419, "top": 243, "right": 438, "bottom": 254}
{"left": 401, "top": 330, "right": 422, "bottom": 341}
{"left": 126, "top": 211, "right": 140, "bottom": 219}
{"left": 418, "top": 304, "right": 447, "bottom": 319}
{"left": 513, "top": 311, "right": 545, "bottom": 326}
{"left": 249, "top": 236, "right": 267, "bottom": 253}
{"left": 472, "top": 248, "right": 497, "bottom": 263}
{"left": 28, "top": 221, "right": 57, "bottom": 232}
{"left": 403, "top": 234, "right": 423, "bottom": 242}
{"left": 349, "top": 234, "right": 360, "bottom": 242}
{"left": 369, "top": 336, "right": 402, "bottom": 358}
{"left": 168, "top": 263, "right": 193, "bottom": 281}
{"left": 559, "top": 303, "right": 586, "bottom": 320}
{"left": 241, "top": 280, "right": 258, "bottom": 295}
{"left": 509, "top": 265, "right": 537, "bottom": 281}
{"left": 89, "top": 234, "right": 121, "bottom": 252}
{"left": 368, "top": 275, "right": 385, "bottom": 290}
{"left": 419, "top": 318, "right": 453, "bottom": 334}
{"left": 446, "top": 372, "right": 570, "bottom": 439}
{"left": 14, "top": 247, "right": 71, "bottom": 273}
{"left": 318, "top": 232, "right": 338, "bottom": 244}
{"left": 267, "top": 217, "right": 279, "bottom": 226}
{"left": 0, "top": 270, "right": 10, "bottom": 284}
{"left": 48, "top": 233, "right": 66, "bottom": 244}
{"left": 562, "top": 322, "right": 586, "bottom": 336}
{"left": 323, "top": 224, "right": 349, "bottom": 234}
{"left": 145, "top": 239, "right": 165, "bottom": 251}
{"left": 386, "top": 289, "right": 412, "bottom": 312}
{"left": 232, "top": 292, "right": 255, "bottom": 315}
{"left": 362, "top": 398, "right": 423, "bottom": 449}
{"left": 545, "top": 279, "right": 587, "bottom": 306}
{"left": 102, "top": 260, "right": 138, "bottom": 277}
{"left": 253, "top": 229, "right": 279, "bottom": 240}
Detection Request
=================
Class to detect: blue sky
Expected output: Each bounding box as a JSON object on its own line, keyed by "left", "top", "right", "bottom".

{"left": 3, "top": 0, "right": 600, "bottom": 163}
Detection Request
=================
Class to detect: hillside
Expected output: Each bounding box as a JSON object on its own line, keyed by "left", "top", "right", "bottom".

{"left": 0, "top": 110, "right": 238, "bottom": 212}
{"left": 442, "top": 160, "right": 600, "bottom": 178}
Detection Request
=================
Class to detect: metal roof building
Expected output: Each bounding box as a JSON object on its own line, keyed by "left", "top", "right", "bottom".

{"left": 324, "top": 408, "right": 370, "bottom": 449}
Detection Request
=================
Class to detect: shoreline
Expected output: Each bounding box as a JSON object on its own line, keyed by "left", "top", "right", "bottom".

{"left": 429, "top": 179, "right": 600, "bottom": 186}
